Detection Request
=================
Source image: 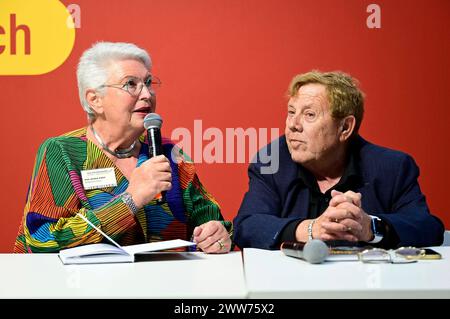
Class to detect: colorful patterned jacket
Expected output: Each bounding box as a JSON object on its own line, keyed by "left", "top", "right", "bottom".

{"left": 15, "top": 127, "right": 232, "bottom": 253}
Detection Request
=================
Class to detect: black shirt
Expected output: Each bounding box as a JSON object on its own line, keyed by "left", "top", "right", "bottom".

{"left": 299, "top": 151, "right": 360, "bottom": 220}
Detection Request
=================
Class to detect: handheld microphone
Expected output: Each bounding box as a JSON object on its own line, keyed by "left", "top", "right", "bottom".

{"left": 281, "top": 239, "right": 329, "bottom": 264}
{"left": 143, "top": 113, "right": 165, "bottom": 205}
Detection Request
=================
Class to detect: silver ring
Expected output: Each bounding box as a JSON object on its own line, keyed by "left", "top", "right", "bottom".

{"left": 217, "top": 239, "right": 225, "bottom": 250}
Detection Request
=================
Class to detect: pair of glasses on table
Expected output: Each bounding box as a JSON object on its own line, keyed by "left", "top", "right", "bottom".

{"left": 358, "top": 247, "right": 426, "bottom": 264}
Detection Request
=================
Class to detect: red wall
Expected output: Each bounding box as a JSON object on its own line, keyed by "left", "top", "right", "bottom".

{"left": 1, "top": 0, "right": 449, "bottom": 252}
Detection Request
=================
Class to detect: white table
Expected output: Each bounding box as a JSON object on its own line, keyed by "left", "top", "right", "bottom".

{"left": 0, "top": 252, "right": 247, "bottom": 298}
{"left": 3, "top": 248, "right": 449, "bottom": 300}
{"left": 243, "top": 247, "right": 450, "bottom": 299}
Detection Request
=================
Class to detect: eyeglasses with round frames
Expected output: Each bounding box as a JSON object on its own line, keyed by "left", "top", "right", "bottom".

{"left": 98, "top": 75, "right": 162, "bottom": 97}
{"left": 358, "top": 247, "right": 426, "bottom": 264}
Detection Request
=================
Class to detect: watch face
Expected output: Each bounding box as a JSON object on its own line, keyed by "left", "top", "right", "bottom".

{"left": 372, "top": 217, "right": 385, "bottom": 236}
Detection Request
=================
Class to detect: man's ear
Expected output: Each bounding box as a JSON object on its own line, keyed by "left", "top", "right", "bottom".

{"left": 339, "top": 116, "right": 356, "bottom": 141}
{"left": 85, "top": 89, "right": 103, "bottom": 115}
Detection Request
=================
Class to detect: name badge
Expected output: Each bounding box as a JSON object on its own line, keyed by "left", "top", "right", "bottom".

{"left": 81, "top": 168, "right": 117, "bottom": 190}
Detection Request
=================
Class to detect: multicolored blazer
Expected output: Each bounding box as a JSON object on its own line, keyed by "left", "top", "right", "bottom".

{"left": 15, "top": 127, "right": 232, "bottom": 253}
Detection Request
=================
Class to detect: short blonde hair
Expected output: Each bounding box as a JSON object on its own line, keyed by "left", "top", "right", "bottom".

{"left": 288, "top": 71, "right": 365, "bottom": 133}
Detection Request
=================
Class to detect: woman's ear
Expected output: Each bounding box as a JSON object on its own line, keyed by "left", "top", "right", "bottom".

{"left": 339, "top": 116, "right": 356, "bottom": 141}
{"left": 86, "top": 89, "right": 103, "bottom": 115}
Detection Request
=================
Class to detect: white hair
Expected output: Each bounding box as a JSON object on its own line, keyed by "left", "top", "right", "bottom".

{"left": 76, "top": 42, "right": 152, "bottom": 120}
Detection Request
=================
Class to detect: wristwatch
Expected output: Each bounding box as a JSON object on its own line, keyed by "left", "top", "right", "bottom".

{"left": 120, "top": 192, "right": 139, "bottom": 215}
{"left": 368, "top": 215, "right": 385, "bottom": 244}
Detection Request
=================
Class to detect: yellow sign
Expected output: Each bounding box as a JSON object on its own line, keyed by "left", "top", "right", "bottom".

{"left": 0, "top": 0, "right": 76, "bottom": 75}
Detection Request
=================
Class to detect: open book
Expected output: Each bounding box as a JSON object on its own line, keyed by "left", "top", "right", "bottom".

{"left": 58, "top": 213, "right": 195, "bottom": 265}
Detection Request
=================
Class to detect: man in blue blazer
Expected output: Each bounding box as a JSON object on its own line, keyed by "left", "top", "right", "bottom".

{"left": 233, "top": 71, "right": 444, "bottom": 250}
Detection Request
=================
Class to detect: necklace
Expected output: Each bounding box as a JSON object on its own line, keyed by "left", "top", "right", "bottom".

{"left": 90, "top": 125, "right": 137, "bottom": 159}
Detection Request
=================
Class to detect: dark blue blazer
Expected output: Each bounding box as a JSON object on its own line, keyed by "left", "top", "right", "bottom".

{"left": 233, "top": 135, "right": 444, "bottom": 249}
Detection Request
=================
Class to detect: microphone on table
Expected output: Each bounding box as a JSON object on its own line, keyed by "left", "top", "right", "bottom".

{"left": 143, "top": 113, "right": 166, "bottom": 205}
{"left": 281, "top": 239, "right": 329, "bottom": 264}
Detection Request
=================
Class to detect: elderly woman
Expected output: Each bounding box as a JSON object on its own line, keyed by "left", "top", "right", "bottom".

{"left": 14, "top": 42, "right": 232, "bottom": 254}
